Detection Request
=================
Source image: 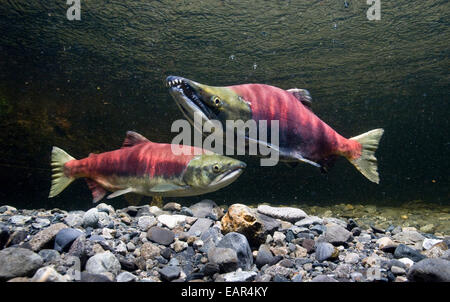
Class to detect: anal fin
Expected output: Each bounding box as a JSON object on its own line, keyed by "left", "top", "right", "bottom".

{"left": 107, "top": 187, "right": 135, "bottom": 199}
{"left": 85, "top": 179, "right": 107, "bottom": 203}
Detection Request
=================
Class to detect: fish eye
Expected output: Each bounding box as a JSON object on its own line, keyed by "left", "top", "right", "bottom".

{"left": 212, "top": 96, "right": 221, "bottom": 107}
{"left": 212, "top": 164, "right": 221, "bottom": 173}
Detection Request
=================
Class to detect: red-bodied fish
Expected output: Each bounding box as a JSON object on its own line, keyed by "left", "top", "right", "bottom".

{"left": 49, "top": 131, "right": 246, "bottom": 202}
{"left": 167, "top": 76, "right": 384, "bottom": 183}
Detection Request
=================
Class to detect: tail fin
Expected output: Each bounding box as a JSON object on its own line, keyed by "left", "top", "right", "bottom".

{"left": 348, "top": 129, "right": 384, "bottom": 184}
{"left": 49, "top": 147, "right": 76, "bottom": 198}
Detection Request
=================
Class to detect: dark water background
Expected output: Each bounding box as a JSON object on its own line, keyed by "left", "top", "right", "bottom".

{"left": 0, "top": 0, "right": 448, "bottom": 211}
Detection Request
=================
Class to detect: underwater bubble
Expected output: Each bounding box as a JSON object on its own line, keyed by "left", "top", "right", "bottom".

{"left": 229, "top": 54, "right": 235, "bottom": 60}
{"left": 333, "top": 23, "right": 337, "bottom": 29}
{"left": 253, "top": 63, "right": 257, "bottom": 70}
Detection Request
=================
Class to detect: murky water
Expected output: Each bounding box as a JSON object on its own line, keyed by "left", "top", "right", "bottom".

{"left": 0, "top": 1, "right": 448, "bottom": 230}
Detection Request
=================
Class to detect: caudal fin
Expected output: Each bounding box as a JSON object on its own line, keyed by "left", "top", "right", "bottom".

{"left": 49, "top": 147, "right": 76, "bottom": 198}
{"left": 348, "top": 129, "right": 384, "bottom": 184}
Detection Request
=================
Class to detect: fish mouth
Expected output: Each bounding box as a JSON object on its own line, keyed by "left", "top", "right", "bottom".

{"left": 166, "top": 76, "right": 217, "bottom": 124}
{"left": 209, "top": 163, "right": 246, "bottom": 188}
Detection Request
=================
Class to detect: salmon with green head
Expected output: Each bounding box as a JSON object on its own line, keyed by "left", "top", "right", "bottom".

{"left": 167, "top": 75, "right": 384, "bottom": 184}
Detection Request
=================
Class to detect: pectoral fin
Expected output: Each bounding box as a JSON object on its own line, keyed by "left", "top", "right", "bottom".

{"left": 107, "top": 187, "right": 135, "bottom": 199}
{"left": 150, "top": 183, "right": 186, "bottom": 193}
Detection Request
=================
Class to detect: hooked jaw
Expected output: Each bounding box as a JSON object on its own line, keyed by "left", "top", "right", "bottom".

{"left": 209, "top": 161, "right": 246, "bottom": 189}
{"left": 166, "top": 76, "right": 217, "bottom": 123}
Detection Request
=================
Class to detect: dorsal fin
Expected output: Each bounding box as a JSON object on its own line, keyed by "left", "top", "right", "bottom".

{"left": 286, "top": 88, "right": 313, "bottom": 110}
{"left": 122, "top": 131, "right": 150, "bottom": 148}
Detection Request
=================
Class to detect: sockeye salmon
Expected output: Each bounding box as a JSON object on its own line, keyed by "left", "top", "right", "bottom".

{"left": 49, "top": 131, "right": 246, "bottom": 202}
{"left": 166, "top": 76, "right": 384, "bottom": 183}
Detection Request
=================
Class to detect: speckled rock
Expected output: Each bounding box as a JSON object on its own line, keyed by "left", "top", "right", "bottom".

{"left": 137, "top": 216, "right": 157, "bottom": 231}
{"left": 207, "top": 247, "right": 238, "bottom": 273}
{"left": 29, "top": 223, "right": 68, "bottom": 251}
{"left": 257, "top": 205, "right": 307, "bottom": 223}
{"left": 216, "top": 232, "right": 253, "bottom": 270}
{"left": 315, "top": 242, "right": 338, "bottom": 262}
{"left": 322, "top": 224, "right": 352, "bottom": 245}
{"left": 140, "top": 242, "right": 161, "bottom": 260}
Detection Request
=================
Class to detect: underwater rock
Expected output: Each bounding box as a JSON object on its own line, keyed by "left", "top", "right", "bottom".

{"left": 85, "top": 251, "right": 121, "bottom": 276}
{"left": 29, "top": 222, "right": 68, "bottom": 251}
{"left": 159, "top": 265, "right": 181, "bottom": 281}
{"left": 394, "top": 244, "right": 426, "bottom": 262}
{"left": 407, "top": 258, "right": 450, "bottom": 282}
{"left": 255, "top": 244, "right": 274, "bottom": 269}
{"left": 315, "top": 242, "right": 338, "bottom": 262}
{"left": 147, "top": 226, "right": 175, "bottom": 246}
{"left": 116, "top": 271, "right": 138, "bottom": 282}
{"left": 157, "top": 214, "right": 186, "bottom": 229}
{"left": 140, "top": 242, "right": 161, "bottom": 261}
{"left": 54, "top": 228, "right": 83, "bottom": 252}
{"left": 82, "top": 208, "right": 100, "bottom": 228}
{"left": 310, "top": 275, "right": 338, "bottom": 282}
{"left": 0, "top": 247, "right": 43, "bottom": 280}
{"left": 215, "top": 270, "right": 257, "bottom": 282}
{"left": 31, "top": 266, "right": 66, "bottom": 282}
{"left": 295, "top": 216, "right": 323, "bottom": 228}
{"left": 322, "top": 224, "right": 352, "bottom": 245}
{"left": 64, "top": 213, "right": 83, "bottom": 228}
{"left": 162, "top": 202, "right": 182, "bottom": 212}
{"left": 9, "top": 215, "right": 32, "bottom": 225}
{"left": 344, "top": 252, "right": 360, "bottom": 264}
{"left": 80, "top": 272, "right": 112, "bottom": 282}
{"left": 424, "top": 242, "right": 448, "bottom": 258}
{"left": 422, "top": 238, "right": 443, "bottom": 250}
{"left": 257, "top": 205, "right": 307, "bottom": 223}
{"left": 39, "top": 249, "right": 60, "bottom": 263}
{"left": 216, "top": 232, "right": 253, "bottom": 270}
{"left": 187, "top": 218, "right": 213, "bottom": 237}
{"left": 207, "top": 247, "right": 238, "bottom": 273}
{"left": 137, "top": 216, "right": 157, "bottom": 231}
{"left": 189, "top": 200, "right": 221, "bottom": 219}
{"left": 392, "top": 231, "right": 425, "bottom": 246}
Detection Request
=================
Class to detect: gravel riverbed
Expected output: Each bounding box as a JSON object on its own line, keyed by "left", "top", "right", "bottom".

{"left": 0, "top": 201, "right": 449, "bottom": 282}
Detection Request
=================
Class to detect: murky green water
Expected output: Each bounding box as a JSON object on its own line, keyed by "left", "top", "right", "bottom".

{"left": 0, "top": 1, "right": 448, "bottom": 230}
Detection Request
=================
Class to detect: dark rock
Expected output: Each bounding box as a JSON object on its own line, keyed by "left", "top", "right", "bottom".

{"left": 38, "top": 249, "right": 60, "bottom": 263}
{"left": 54, "top": 228, "right": 83, "bottom": 252}
{"left": 207, "top": 247, "right": 238, "bottom": 273}
{"left": 0, "top": 247, "right": 43, "bottom": 280}
{"left": 186, "top": 272, "right": 204, "bottom": 281}
{"left": 346, "top": 219, "right": 359, "bottom": 231}
{"left": 186, "top": 218, "right": 213, "bottom": 237}
{"left": 386, "top": 225, "right": 395, "bottom": 233}
{"left": 371, "top": 225, "right": 385, "bottom": 234}
{"left": 117, "top": 254, "right": 137, "bottom": 271}
{"left": 273, "top": 275, "right": 289, "bottom": 282}
{"left": 255, "top": 244, "right": 274, "bottom": 269}
{"left": 394, "top": 244, "right": 427, "bottom": 262}
{"left": 180, "top": 207, "right": 194, "bottom": 217}
{"left": 124, "top": 206, "right": 138, "bottom": 217}
{"left": 0, "top": 227, "right": 9, "bottom": 249}
{"left": 285, "top": 230, "right": 295, "bottom": 243}
{"left": 257, "top": 213, "right": 281, "bottom": 236}
{"left": 315, "top": 242, "right": 338, "bottom": 262}
{"left": 270, "top": 256, "right": 283, "bottom": 266}
{"left": 6, "top": 230, "right": 28, "bottom": 247}
{"left": 147, "top": 226, "right": 175, "bottom": 246}
{"left": 279, "top": 259, "right": 294, "bottom": 268}
{"left": 302, "top": 238, "right": 316, "bottom": 253}
{"left": 116, "top": 271, "right": 137, "bottom": 282}
{"left": 199, "top": 227, "right": 223, "bottom": 253}
{"left": 296, "top": 232, "right": 315, "bottom": 240}
{"left": 161, "top": 247, "right": 172, "bottom": 260}
{"left": 407, "top": 258, "right": 450, "bottom": 282}
{"left": 351, "top": 227, "right": 362, "bottom": 236}
{"left": 80, "top": 272, "right": 112, "bottom": 282}
{"left": 202, "top": 262, "right": 220, "bottom": 276}
{"left": 310, "top": 224, "right": 326, "bottom": 234}
{"left": 216, "top": 232, "right": 253, "bottom": 270}
{"left": 311, "top": 275, "right": 338, "bottom": 282}
{"left": 162, "top": 202, "right": 182, "bottom": 212}
{"left": 159, "top": 266, "right": 181, "bottom": 281}
{"left": 155, "top": 256, "right": 168, "bottom": 265}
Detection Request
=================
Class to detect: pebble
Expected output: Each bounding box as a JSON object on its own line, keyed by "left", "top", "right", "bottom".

{"left": 295, "top": 216, "right": 323, "bottom": 227}
{"left": 207, "top": 247, "right": 238, "bottom": 272}
{"left": 189, "top": 200, "right": 219, "bottom": 218}
{"left": 422, "top": 238, "right": 443, "bottom": 250}
{"left": 64, "top": 213, "right": 83, "bottom": 227}
{"left": 0, "top": 247, "right": 43, "bottom": 280}
{"left": 157, "top": 214, "right": 186, "bottom": 229}
{"left": 257, "top": 205, "right": 307, "bottom": 223}
{"left": 394, "top": 244, "right": 427, "bottom": 262}
{"left": 216, "top": 270, "right": 257, "bottom": 282}
{"left": 9, "top": 215, "right": 32, "bottom": 225}
{"left": 116, "top": 271, "right": 138, "bottom": 282}
{"left": 162, "top": 202, "right": 182, "bottom": 212}
{"left": 159, "top": 266, "right": 181, "bottom": 281}
{"left": 54, "top": 228, "right": 83, "bottom": 252}
{"left": 216, "top": 232, "right": 253, "bottom": 270}
{"left": 255, "top": 244, "right": 274, "bottom": 269}
{"left": 407, "top": 258, "right": 450, "bottom": 282}
{"left": 322, "top": 224, "right": 352, "bottom": 245}
{"left": 344, "top": 252, "right": 360, "bottom": 264}
{"left": 186, "top": 218, "right": 213, "bottom": 237}
{"left": 85, "top": 251, "right": 121, "bottom": 276}
{"left": 29, "top": 223, "right": 68, "bottom": 252}
{"left": 311, "top": 275, "right": 338, "bottom": 282}
{"left": 31, "top": 266, "right": 66, "bottom": 282}
{"left": 147, "top": 226, "right": 175, "bottom": 246}
{"left": 315, "top": 242, "right": 338, "bottom": 262}
{"left": 138, "top": 216, "right": 157, "bottom": 231}
{"left": 140, "top": 242, "right": 161, "bottom": 260}
{"left": 82, "top": 208, "right": 99, "bottom": 228}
